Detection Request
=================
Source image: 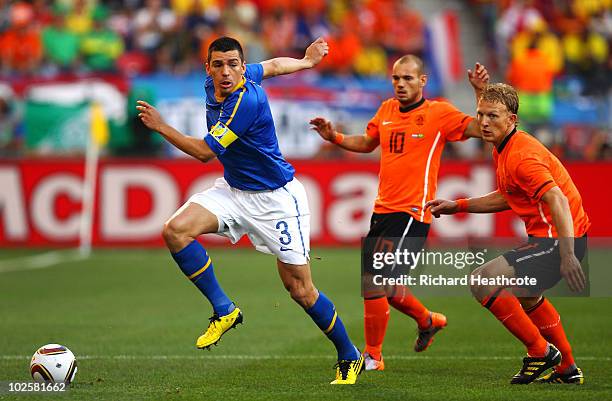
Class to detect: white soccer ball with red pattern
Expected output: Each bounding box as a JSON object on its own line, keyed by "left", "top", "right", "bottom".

{"left": 30, "top": 344, "right": 77, "bottom": 384}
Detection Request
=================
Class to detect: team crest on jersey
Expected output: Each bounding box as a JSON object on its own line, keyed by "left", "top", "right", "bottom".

{"left": 415, "top": 114, "right": 425, "bottom": 126}
{"left": 210, "top": 122, "right": 239, "bottom": 148}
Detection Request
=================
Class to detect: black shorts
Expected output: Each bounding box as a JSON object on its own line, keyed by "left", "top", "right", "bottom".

{"left": 503, "top": 235, "right": 588, "bottom": 293}
{"left": 362, "top": 212, "right": 430, "bottom": 281}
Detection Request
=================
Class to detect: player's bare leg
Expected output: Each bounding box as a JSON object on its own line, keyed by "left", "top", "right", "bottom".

{"left": 277, "top": 260, "right": 364, "bottom": 384}
{"left": 276, "top": 260, "right": 318, "bottom": 308}
{"left": 471, "top": 257, "right": 560, "bottom": 384}
{"left": 163, "top": 202, "right": 241, "bottom": 349}
{"left": 163, "top": 202, "right": 218, "bottom": 252}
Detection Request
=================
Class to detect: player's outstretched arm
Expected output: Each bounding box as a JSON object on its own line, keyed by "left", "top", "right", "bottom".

{"left": 261, "top": 37, "right": 329, "bottom": 79}
{"left": 136, "top": 100, "right": 216, "bottom": 163}
{"left": 425, "top": 190, "right": 510, "bottom": 218}
{"left": 541, "top": 187, "right": 586, "bottom": 292}
{"left": 309, "top": 117, "right": 379, "bottom": 153}
{"left": 462, "top": 62, "right": 490, "bottom": 139}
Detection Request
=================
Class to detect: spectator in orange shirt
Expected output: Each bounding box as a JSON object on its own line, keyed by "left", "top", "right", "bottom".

{"left": 510, "top": 19, "right": 563, "bottom": 74}
{"left": 380, "top": 0, "right": 425, "bottom": 56}
{"left": 318, "top": 24, "right": 361, "bottom": 75}
{"left": 507, "top": 37, "right": 555, "bottom": 128}
{"left": 0, "top": 2, "right": 43, "bottom": 75}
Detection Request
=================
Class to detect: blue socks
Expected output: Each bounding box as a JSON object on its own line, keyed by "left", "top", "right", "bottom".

{"left": 172, "top": 242, "right": 357, "bottom": 361}
{"left": 306, "top": 292, "right": 359, "bottom": 361}
{"left": 171, "top": 240, "right": 234, "bottom": 316}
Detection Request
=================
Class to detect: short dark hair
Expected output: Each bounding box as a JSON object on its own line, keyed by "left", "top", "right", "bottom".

{"left": 396, "top": 54, "right": 425, "bottom": 75}
{"left": 480, "top": 83, "right": 519, "bottom": 114}
{"left": 207, "top": 37, "right": 244, "bottom": 63}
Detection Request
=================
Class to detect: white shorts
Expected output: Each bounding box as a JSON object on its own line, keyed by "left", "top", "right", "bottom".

{"left": 187, "top": 177, "right": 311, "bottom": 265}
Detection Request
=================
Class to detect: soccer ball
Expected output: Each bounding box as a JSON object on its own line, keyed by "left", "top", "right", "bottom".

{"left": 30, "top": 344, "right": 77, "bottom": 384}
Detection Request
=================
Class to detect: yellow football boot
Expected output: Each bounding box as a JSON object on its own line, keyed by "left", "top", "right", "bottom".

{"left": 196, "top": 307, "right": 243, "bottom": 349}
{"left": 330, "top": 354, "right": 364, "bottom": 385}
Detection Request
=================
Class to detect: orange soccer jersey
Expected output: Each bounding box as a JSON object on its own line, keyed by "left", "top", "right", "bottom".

{"left": 493, "top": 129, "right": 590, "bottom": 237}
{"left": 366, "top": 98, "right": 473, "bottom": 223}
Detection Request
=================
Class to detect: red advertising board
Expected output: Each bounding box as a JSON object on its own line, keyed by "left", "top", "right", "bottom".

{"left": 1, "top": 159, "right": 611, "bottom": 247}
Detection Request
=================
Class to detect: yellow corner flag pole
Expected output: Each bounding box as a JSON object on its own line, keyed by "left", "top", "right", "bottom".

{"left": 79, "top": 102, "right": 109, "bottom": 257}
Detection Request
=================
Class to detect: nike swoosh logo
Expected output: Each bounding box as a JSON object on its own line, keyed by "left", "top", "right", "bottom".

{"left": 280, "top": 246, "right": 293, "bottom": 252}
{"left": 382, "top": 121, "right": 393, "bottom": 125}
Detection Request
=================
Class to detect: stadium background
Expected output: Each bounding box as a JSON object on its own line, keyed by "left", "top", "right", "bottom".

{"left": 1, "top": 0, "right": 611, "bottom": 400}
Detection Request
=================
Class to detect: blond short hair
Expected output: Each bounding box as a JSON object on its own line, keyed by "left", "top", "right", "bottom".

{"left": 480, "top": 83, "right": 519, "bottom": 114}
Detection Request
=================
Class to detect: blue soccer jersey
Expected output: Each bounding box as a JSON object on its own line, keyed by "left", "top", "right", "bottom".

{"left": 203, "top": 64, "right": 295, "bottom": 191}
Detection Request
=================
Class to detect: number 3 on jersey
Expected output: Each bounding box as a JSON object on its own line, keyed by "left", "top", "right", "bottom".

{"left": 389, "top": 132, "right": 405, "bottom": 153}
{"left": 276, "top": 220, "right": 292, "bottom": 250}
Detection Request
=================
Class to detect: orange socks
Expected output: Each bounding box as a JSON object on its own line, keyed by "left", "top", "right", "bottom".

{"left": 388, "top": 286, "right": 431, "bottom": 329}
{"left": 482, "top": 289, "right": 548, "bottom": 357}
{"left": 526, "top": 297, "right": 575, "bottom": 372}
{"left": 363, "top": 297, "right": 390, "bottom": 360}
{"left": 364, "top": 287, "right": 432, "bottom": 358}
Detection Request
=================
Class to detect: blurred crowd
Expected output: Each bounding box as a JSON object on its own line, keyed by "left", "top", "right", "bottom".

{"left": 471, "top": 0, "right": 611, "bottom": 160}
{"left": 0, "top": 0, "right": 424, "bottom": 77}
{"left": 0, "top": 0, "right": 610, "bottom": 160}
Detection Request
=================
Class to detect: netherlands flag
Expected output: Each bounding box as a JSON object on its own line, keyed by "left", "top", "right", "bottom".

{"left": 426, "top": 10, "right": 463, "bottom": 90}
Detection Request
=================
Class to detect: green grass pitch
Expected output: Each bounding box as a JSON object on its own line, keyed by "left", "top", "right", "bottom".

{"left": 0, "top": 248, "right": 610, "bottom": 400}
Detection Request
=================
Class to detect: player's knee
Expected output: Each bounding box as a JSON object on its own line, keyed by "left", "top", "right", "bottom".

{"left": 286, "top": 282, "right": 316, "bottom": 308}
{"left": 518, "top": 296, "right": 541, "bottom": 310}
{"left": 161, "top": 221, "right": 178, "bottom": 244}
{"left": 469, "top": 267, "right": 483, "bottom": 296}
{"left": 470, "top": 266, "right": 496, "bottom": 299}
{"left": 162, "top": 218, "right": 193, "bottom": 248}
{"left": 288, "top": 284, "right": 308, "bottom": 305}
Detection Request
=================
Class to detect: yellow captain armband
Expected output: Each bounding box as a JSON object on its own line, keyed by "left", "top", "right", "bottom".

{"left": 210, "top": 122, "right": 239, "bottom": 148}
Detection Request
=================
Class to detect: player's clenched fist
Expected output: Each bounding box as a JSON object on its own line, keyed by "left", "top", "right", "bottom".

{"left": 309, "top": 117, "right": 336, "bottom": 142}
{"left": 136, "top": 100, "right": 165, "bottom": 132}
{"left": 304, "top": 37, "right": 329, "bottom": 68}
{"left": 424, "top": 199, "right": 458, "bottom": 218}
